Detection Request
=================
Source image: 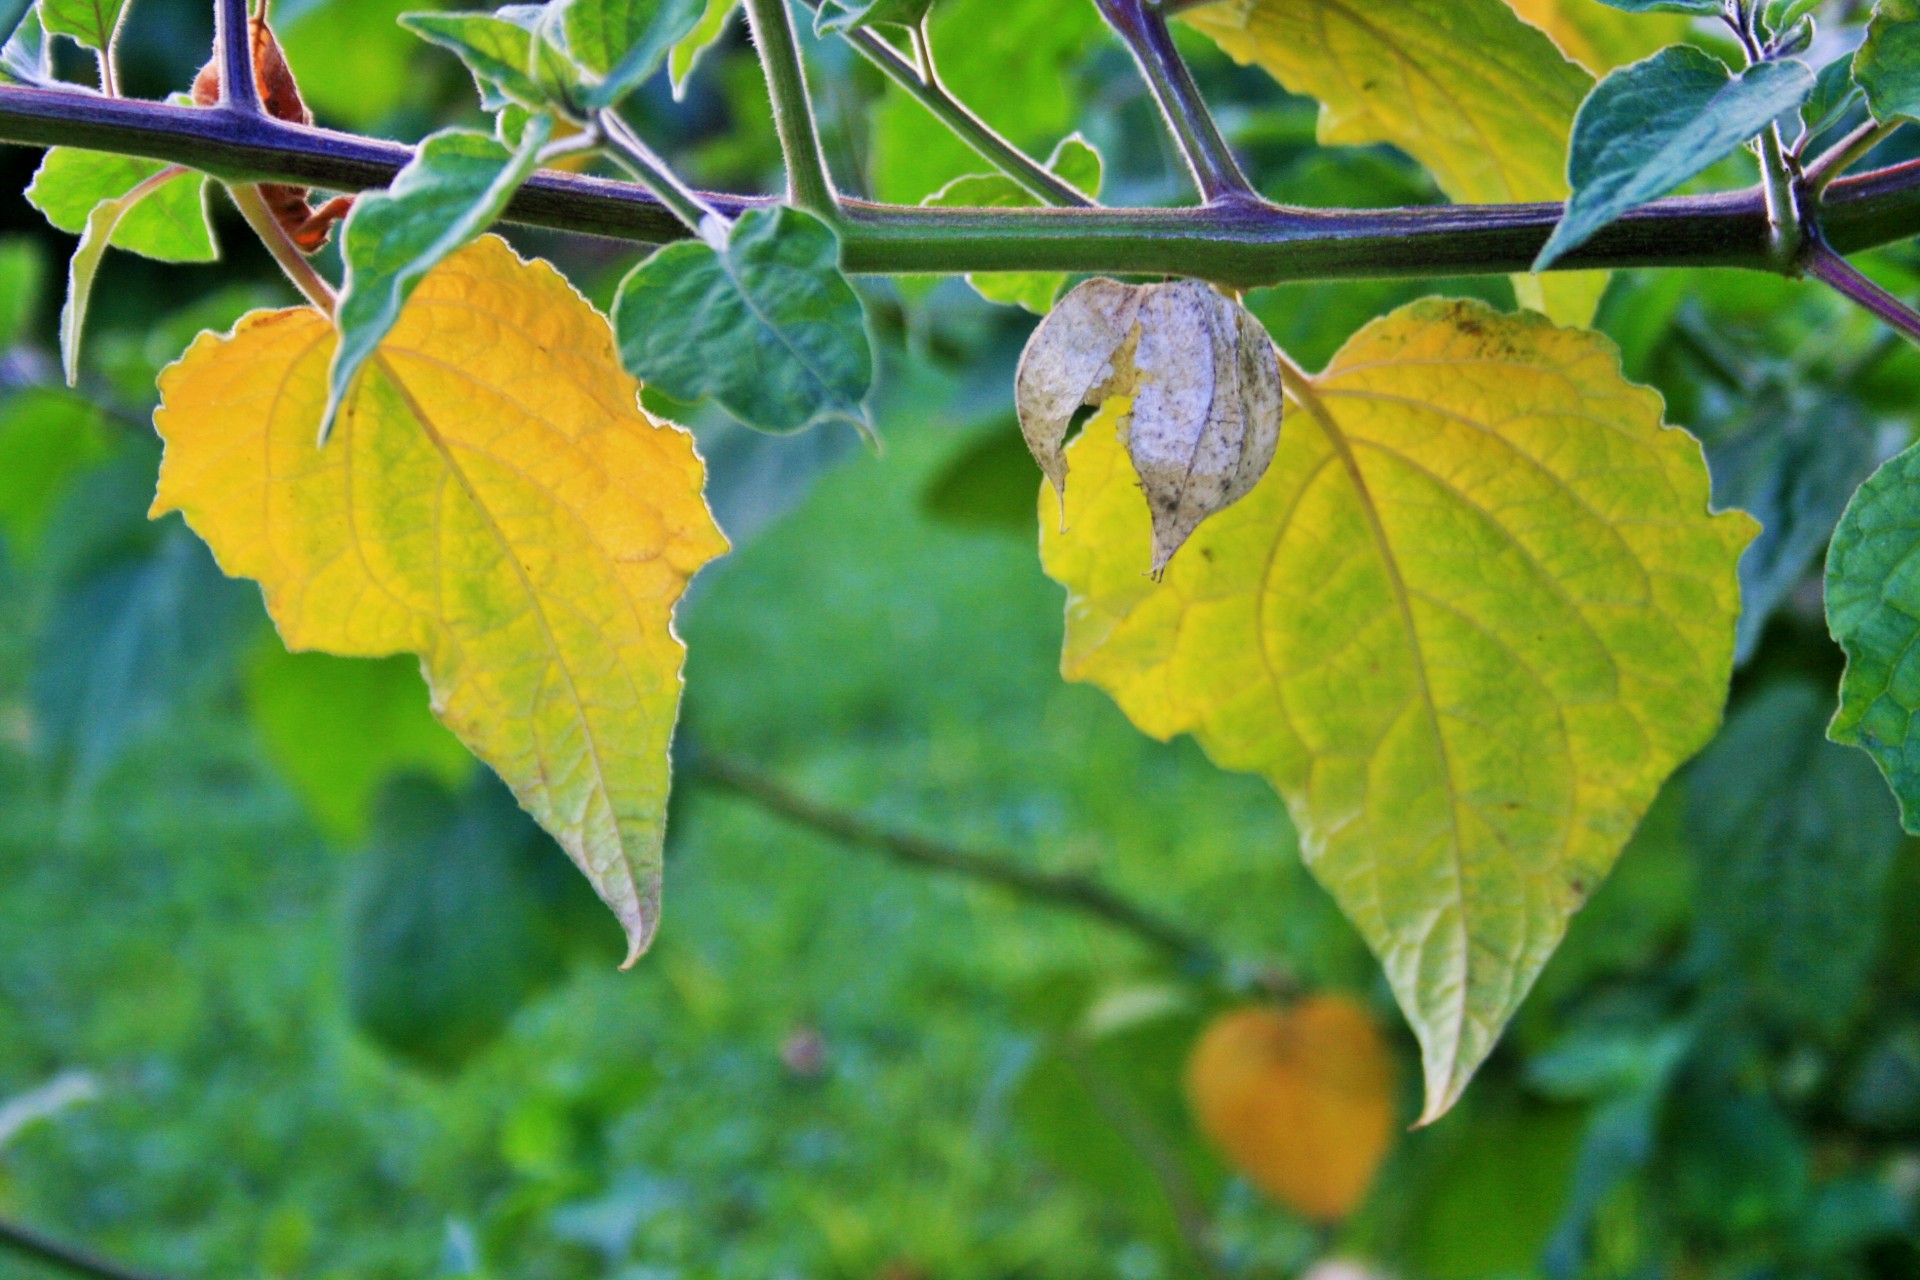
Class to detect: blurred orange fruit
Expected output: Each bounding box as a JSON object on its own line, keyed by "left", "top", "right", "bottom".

{"left": 1184, "top": 996, "right": 1397, "bottom": 1222}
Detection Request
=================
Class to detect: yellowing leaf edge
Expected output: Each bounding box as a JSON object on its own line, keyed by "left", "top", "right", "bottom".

{"left": 149, "top": 235, "right": 729, "bottom": 967}
{"left": 1041, "top": 299, "right": 1755, "bottom": 1122}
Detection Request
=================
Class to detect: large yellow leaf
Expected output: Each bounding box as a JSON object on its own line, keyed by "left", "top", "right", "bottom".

{"left": 1504, "top": 0, "right": 1693, "bottom": 74}
{"left": 1184, "top": 0, "right": 1607, "bottom": 326}
{"left": 1041, "top": 299, "right": 1751, "bottom": 1121}
{"left": 151, "top": 235, "right": 728, "bottom": 964}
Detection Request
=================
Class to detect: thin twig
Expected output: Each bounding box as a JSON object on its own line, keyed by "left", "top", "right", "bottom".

{"left": 0, "top": 1219, "right": 175, "bottom": 1280}
{"left": 225, "top": 182, "right": 335, "bottom": 310}
{"left": 742, "top": 0, "right": 837, "bottom": 217}
{"left": 598, "top": 111, "right": 727, "bottom": 238}
{"left": 1805, "top": 238, "right": 1920, "bottom": 347}
{"left": 694, "top": 752, "right": 1230, "bottom": 979}
{"left": 4, "top": 85, "right": 1920, "bottom": 280}
{"left": 212, "top": 0, "right": 261, "bottom": 117}
{"left": 1807, "top": 119, "right": 1903, "bottom": 198}
{"left": 795, "top": 0, "right": 1091, "bottom": 207}
{"left": 1093, "top": 0, "right": 1257, "bottom": 204}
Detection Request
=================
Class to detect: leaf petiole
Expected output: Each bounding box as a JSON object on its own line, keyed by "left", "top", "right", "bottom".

{"left": 226, "top": 180, "right": 337, "bottom": 311}
{"left": 597, "top": 110, "right": 729, "bottom": 242}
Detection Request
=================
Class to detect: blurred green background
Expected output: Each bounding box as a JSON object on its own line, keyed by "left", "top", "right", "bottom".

{"left": 4, "top": 1, "right": 1920, "bottom": 1276}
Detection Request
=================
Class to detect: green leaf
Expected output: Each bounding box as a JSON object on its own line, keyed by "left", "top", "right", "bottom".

{"left": 27, "top": 149, "right": 216, "bottom": 263}
{"left": 867, "top": 0, "right": 1101, "bottom": 204}
{"left": 563, "top": 0, "right": 705, "bottom": 107}
{"left": 1707, "top": 392, "right": 1882, "bottom": 665}
{"left": 613, "top": 205, "right": 874, "bottom": 436}
{"left": 667, "top": 0, "right": 735, "bottom": 95}
{"left": 1804, "top": 52, "right": 1866, "bottom": 139}
{"left": 1689, "top": 679, "right": 1904, "bottom": 1037}
{"left": 815, "top": 0, "right": 930, "bottom": 34}
{"left": 921, "top": 134, "right": 1102, "bottom": 314}
{"left": 1185, "top": 0, "right": 1607, "bottom": 327}
{"left": 1537, "top": 47, "right": 1815, "bottom": 269}
{"left": 325, "top": 119, "right": 553, "bottom": 441}
{"left": 0, "top": 235, "right": 45, "bottom": 351}
{"left": 1041, "top": 299, "right": 1753, "bottom": 1121}
{"left": 38, "top": 0, "right": 124, "bottom": 54}
{"left": 54, "top": 163, "right": 206, "bottom": 386}
{"left": 1858, "top": 0, "right": 1920, "bottom": 124}
{"left": 402, "top": 8, "right": 559, "bottom": 110}
{"left": 33, "top": 506, "right": 258, "bottom": 794}
{"left": 1825, "top": 437, "right": 1920, "bottom": 833}
{"left": 0, "top": 387, "right": 111, "bottom": 553}
{"left": 345, "top": 774, "right": 581, "bottom": 1072}
{"left": 0, "top": 0, "right": 48, "bottom": 83}
{"left": 246, "top": 646, "right": 474, "bottom": 842}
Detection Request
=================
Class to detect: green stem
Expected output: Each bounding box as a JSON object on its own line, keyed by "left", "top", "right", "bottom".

{"left": 227, "top": 181, "right": 336, "bottom": 310}
{"left": 0, "top": 1218, "right": 173, "bottom": 1280}
{"left": 694, "top": 751, "right": 1232, "bottom": 981}
{"left": 1093, "top": 0, "right": 1257, "bottom": 204}
{"left": 1758, "top": 123, "right": 1804, "bottom": 269}
{"left": 4, "top": 86, "right": 1920, "bottom": 280}
{"left": 814, "top": 8, "right": 1090, "bottom": 208}
{"left": 1807, "top": 119, "right": 1903, "bottom": 198}
{"left": 597, "top": 111, "right": 727, "bottom": 240}
{"left": 742, "top": 0, "right": 837, "bottom": 217}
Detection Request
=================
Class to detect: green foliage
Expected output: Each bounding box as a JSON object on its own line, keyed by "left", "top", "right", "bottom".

{"left": 1538, "top": 46, "right": 1815, "bottom": 268}
{"left": 922, "top": 134, "right": 1102, "bottom": 313}
{"left": 246, "top": 647, "right": 474, "bottom": 841}
{"left": 0, "top": 0, "right": 47, "bottom": 83}
{"left": 561, "top": 0, "right": 705, "bottom": 107}
{"left": 1828, "top": 436, "right": 1920, "bottom": 834}
{"left": 326, "top": 121, "right": 552, "bottom": 438}
{"left": 0, "top": 387, "right": 110, "bottom": 553}
{"left": 27, "top": 149, "right": 214, "bottom": 262}
{"left": 1860, "top": 0, "right": 1920, "bottom": 123}
{"left": 36, "top": 0, "right": 125, "bottom": 55}
{"left": 613, "top": 206, "right": 874, "bottom": 436}
{"left": 1689, "top": 679, "right": 1905, "bottom": 1037}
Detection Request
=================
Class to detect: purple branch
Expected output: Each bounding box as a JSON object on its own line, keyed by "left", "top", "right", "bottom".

{"left": 1805, "top": 241, "right": 1920, "bottom": 348}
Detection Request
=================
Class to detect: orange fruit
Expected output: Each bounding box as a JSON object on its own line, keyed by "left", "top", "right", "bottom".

{"left": 1185, "top": 996, "right": 1397, "bottom": 1221}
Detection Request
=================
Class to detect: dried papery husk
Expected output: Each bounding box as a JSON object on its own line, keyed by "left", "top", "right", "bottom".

{"left": 1014, "top": 276, "right": 1282, "bottom": 573}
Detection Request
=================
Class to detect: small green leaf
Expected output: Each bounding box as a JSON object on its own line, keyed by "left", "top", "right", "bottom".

{"left": 0, "top": 236, "right": 45, "bottom": 351}
{"left": 1537, "top": 46, "right": 1815, "bottom": 269}
{"left": 247, "top": 646, "right": 474, "bottom": 841}
{"left": 613, "top": 205, "right": 874, "bottom": 436}
{"left": 325, "top": 118, "right": 553, "bottom": 441}
{"left": 1707, "top": 391, "right": 1882, "bottom": 666}
{"left": 0, "top": 386, "right": 111, "bottom": 552}
{"left": 56, "top": 164, "right": 201, "bottom": 385}
{"left": 402, "top": 8, "right": 561, "bottom": 110}
{"left": 27, "top": 149, "right": 216, "bottom": 263}
{"left": 1803, "top": 52, "right": 1865, "bottom": 139}
{"left": 814, "top": 0, "right": 930, "bottom": 34}
{"left": 1827, "top": 437, "right": 1920, "bottom": 833}
{"left": 667, "top": 0, "right": 736, "bottom": 96}
{"left": 0, "top": 0, "right": 48, "bottom": 83}
{"left": 921, "top": 134, "right": 1102, "bottom": 314}
{"left": 346, "top": 774, "right": 584, "bottom": 1072}
{"left": 1857, "top": 0, "right": 1920, "bottom": 124}
{"left": 1689, "top": 679, "right": 1904, "bottom": 1038}
{"left": 39, "top": 0, "right": 125, "bottom": 55}
{"left": 563, "top": 0, "right": 705, "bottom": 107}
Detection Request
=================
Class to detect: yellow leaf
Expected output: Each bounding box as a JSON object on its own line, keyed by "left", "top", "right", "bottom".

{"left": 1186, "top": 997, "right": 1396, "bottom": 1221}
{"left": 1504, "top": 0, "right": 1693, "bottom": 74}
{"left": 1184, "top": 0, "right": 1607, "bottom": 326}
{"left": 151, "top": 235, "right": 728, "bottom": 964}
{"left": 1041, "top": 299, "right": 1752, "bottom": 1121}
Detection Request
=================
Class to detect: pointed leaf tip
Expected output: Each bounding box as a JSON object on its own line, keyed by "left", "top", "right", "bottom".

{"left": 1044, "top": 299, "right": 1751, "bottom": 1118}
{"left": 1016, "top": 277, "right": 1281, "bottom": 573}
{"left": 152, "top": 234, "right": 727, "bottom": 972}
